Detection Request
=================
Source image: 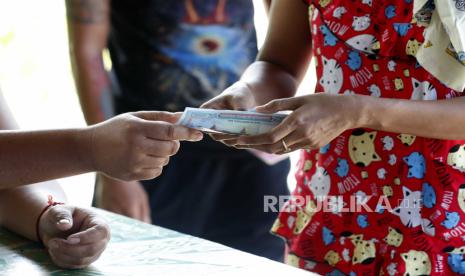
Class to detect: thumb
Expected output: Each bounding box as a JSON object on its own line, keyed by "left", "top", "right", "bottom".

{"left": 256, "top": 97, "right": 302, "bottom": 113}
{"left": 132, "top": 111, "right": 180, "bottom": 124}
{"left": 43, "top": 205, "right": 74, "bottom": 233}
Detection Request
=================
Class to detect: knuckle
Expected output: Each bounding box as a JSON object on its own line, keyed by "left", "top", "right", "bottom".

{"left": 127, "top": 111, "right": 137, "bottom": 117}
{"left": 123, "top": 120, "right": 138, "bottom": 135}
{"left": 165, "top": 124, "right": 175, "bottom": 140}
{"left": 269, "top": 100, "right": 279, "bottom": 109}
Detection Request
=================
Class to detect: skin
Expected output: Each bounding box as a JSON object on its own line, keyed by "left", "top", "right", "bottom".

{"left": 66, "top": 0, "right": 272, "bottom": 223}
{"left": 202, "top": 0, "right": 465, "bottom": 153}
{"left": 0, "top": 92, "right": 202, "bottom": 188}
{"left": 0, "top": 95, "right": 109, "bottom": 269}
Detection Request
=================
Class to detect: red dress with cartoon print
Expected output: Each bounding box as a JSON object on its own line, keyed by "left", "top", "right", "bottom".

{"left": 271, "top": 0, "right": 465, "bottom": 275}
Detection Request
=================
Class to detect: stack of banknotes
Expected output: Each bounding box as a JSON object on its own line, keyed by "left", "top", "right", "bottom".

{"left": 177, "top": 107, "right": 287, "bottom": 136}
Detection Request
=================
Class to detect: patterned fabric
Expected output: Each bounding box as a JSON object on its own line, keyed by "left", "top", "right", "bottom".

{"left": 109, "top": 0, "right": 257, "bottom": 112}
{"left": 271, "top": 0, "right": 465, "bottom": 275}
{"left": 412, "top": 0, "right": 465, "bottom": 92}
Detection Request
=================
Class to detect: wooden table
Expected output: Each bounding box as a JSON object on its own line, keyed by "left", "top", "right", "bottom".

{"left": 0, "top": 208, "right": 313, "bottom": 275}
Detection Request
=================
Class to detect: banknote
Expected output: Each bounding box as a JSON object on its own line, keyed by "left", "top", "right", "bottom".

{"left": 177, "top": 108, "right": 287, "bottom": 136}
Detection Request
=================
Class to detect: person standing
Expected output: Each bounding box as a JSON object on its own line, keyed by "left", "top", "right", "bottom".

{"left": 66, "top": 0, "right": 289, "bottom": 260}
{"left": 203, "top": 0, "right": 465, "bottom": 274}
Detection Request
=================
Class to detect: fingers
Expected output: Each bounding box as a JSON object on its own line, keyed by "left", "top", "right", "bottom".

{"left": 45, "top": 208, "right": 110, "bottom": 269}
{"left": 142, "top": 138, "right": 180, "bottom": 157}
{"left": 201, "top": 82, "right": 254, "bottom": 110}
{"left": 208, "top": 133, "right": 239, "bottom": 141}
{"left": 255, "top": 97, "right": 303, "bottom": 113}
{"left": 132, "top": 111, "right": 180, "bottom": 124}
{"left": 67, "top": 224, "right": 110, "bottom": 245}
{"left": 200, "top": 96, "right": 231, "bottom": 110}
{"left": 278, "top": 131, "right": 310, "bottom": 150}
{"left": 48, "top": 239, "right": 105, "bottom": 269}
{"left": 234, "top": 143, "right": 288, "bottom": 154}
{"left": 285, "top": 141, "right": 314, "bottom": 152}
{"left": 140, "top": 120, "right": 203, "bottom": 142}
{"left": 40, "top": 205, "right": 75, "bottom": 242}
{"left": 224, "top": 116, "right": 297, "bottom": 146}
{"left": 135, "top": 168, "right": 163, "bottom": 180}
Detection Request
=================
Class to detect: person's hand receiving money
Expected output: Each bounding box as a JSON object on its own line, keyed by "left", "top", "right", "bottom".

{"left": 218, "top": 94, "right": 361, "bottom": 154}
{"left": 201, "top": 81, "right": 257, "bottom": 111}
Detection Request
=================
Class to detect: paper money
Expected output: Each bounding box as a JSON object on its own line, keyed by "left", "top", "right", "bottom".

{"left": 177, "top": 107, "right": 287, "bottom": 136}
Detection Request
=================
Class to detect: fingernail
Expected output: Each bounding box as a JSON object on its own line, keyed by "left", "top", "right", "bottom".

{"left": 58, "top": 219, "right": 71, "bottom": 225}
{"left": 49, "top": 240, "right": 59, "bottom": 249}
{"left": 66, "top": 237, "right": 80, "bottom": 245}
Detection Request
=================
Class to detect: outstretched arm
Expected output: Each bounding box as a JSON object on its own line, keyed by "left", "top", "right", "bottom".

{"left": 0, "top": 92, "right": 202, "bottom": 188}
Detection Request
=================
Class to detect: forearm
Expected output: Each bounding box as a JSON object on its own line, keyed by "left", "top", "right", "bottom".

{"left": 356, "top": 95, "right": 465, "bottom": 140}
{"left": 0, "top": 128, "right": 93, "bottom": 188}
{"left": 0, "top": 181, "right": 67, "bottom": 241}
{"left": 242, "top": 0, "right": 312, "bottom": 106}
{"left": 239, "top": 61, "right": 299, "bottom": 106}
{"left": 71, "top": 53, "right": 113, "bottom": 125}
{"left": 66, "top": 0, "right": 111, "bottom": 125}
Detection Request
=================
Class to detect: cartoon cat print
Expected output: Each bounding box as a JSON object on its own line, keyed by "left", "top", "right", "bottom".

{"left": 406, "top": 38, "right": 422, "bottom": 56}
{"left": 459, "top": 184, "right": 465, "bottom": 214}
{"left": 308, "top": 165, "right": 331, "bottom": 198}
{"left": 392, "top": 186, "right": 422, "bottom": 228}
{"left": 411, "top": 78, "right": 437, "bottom": 100}
{"left": 384, "top": 227, "right": 403, "bottom": 247}
{"left": 347, "top": 34, "right": 379, "bottom": 55}
{"left": 352, "top": 14, "right": 371, "bottom": 31}
{"left": 448, "top": 144, "right": 465, "bottom": 172}
{"left": 346, "top": 233, "right": 376, "bottom": 265}
{"left": 320, "top": 56, "right": 344, "bottom": 94}
{"left": 443, "top": 246, "right": 465, "bottom": 274}
{"left": 401, "top": 250, "right": 431, "bottom": 276}
{"left": 397, "top": 134, "right": 416, "bottom": 146}
{"left": 293, "top": 200, "right": 318, "bottom": 234}
{"left": 348, "top": 129, "right": 381, "bottom": 167}
{"left": 403, "top": 152, "right": 426, "bottom": 179}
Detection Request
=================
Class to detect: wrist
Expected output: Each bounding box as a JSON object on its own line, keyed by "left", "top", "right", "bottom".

{"left": 75, "top": 126, "right": 97, "bottom": 173}
{"left": 347, "top": 94, "right": 375, "bottom": 129}
{"left": 36, "top": 195, "right": 65, "bottom": 244}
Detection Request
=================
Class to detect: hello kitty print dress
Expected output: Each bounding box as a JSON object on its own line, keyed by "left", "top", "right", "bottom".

{"left": 271, "top": 0, "right": 465, "bottom": 275}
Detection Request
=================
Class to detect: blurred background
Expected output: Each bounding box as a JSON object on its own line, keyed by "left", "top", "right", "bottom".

{"left": 0, "top": 0, "right": 315, "bottom": 206}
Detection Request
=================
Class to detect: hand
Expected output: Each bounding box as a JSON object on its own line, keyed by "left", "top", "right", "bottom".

{"left": 96, "top": 174, "right": 151, "bottom": 223}
{"left": 39, "top": 205, "right": 110, "bottom": 269}
{"left": 220, "top": 94, "right": 362, "bottom": 154}
{"left": 201, "top": 82, "right": 257, "bottom": 141}
{"left": 84, "top": 111, "right": 203, "bottom": 181}
{"left": 201, "top": 81, "right": 257, "bottom": 111}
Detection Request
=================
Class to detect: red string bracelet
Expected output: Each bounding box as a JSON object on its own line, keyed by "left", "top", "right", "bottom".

{"left": 35, "top": 195, "right": 64, "bottom": 245}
